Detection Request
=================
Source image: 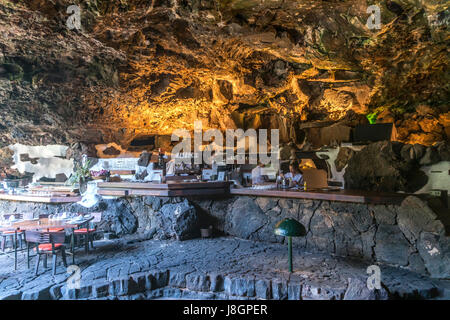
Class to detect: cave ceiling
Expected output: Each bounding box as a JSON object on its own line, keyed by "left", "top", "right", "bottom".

{"left": 0, "top": 0, "right": 448, "bottom": 151}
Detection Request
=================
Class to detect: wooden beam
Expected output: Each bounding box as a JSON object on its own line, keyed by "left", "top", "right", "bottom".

{"left": 230, "top": 188, "right": 407, "bottom": 204}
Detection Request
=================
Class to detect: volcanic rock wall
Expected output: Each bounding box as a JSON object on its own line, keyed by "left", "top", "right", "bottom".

{"left": 1, "top": 192, "right": 449, "bottom": 278}
{"left": 0, "top": 0, "right": 448, "bottom": 157}
{"left": 193, "top": 195, "right": 450, "bottom": 278}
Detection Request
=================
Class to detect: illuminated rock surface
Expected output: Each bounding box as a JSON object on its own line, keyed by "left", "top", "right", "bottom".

{"left": 0, "top": 0, "right": 448, "bottom": 154}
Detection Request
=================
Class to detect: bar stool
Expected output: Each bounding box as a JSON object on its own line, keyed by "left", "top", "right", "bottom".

{"left": 1, "top": 214, "right": 26, "bottom": 251}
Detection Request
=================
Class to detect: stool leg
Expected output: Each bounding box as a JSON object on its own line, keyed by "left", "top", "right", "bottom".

{"left": 52, "top": 254, "right": 57, "bottom": 276}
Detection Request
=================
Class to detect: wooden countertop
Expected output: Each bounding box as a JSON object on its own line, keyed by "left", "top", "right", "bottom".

{"left": 230, "top": 188, "right": 409, "bottom": 204}
{"left": 97, "top": 181, "right": 232, "bottom": 190}
{"left": 97, "top": 181, "right": 232, "bottom": 197}
{"left": 0, "top": 193, "right": 82, "bottom": 203}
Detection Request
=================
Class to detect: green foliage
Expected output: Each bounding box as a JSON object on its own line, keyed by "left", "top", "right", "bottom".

{"left": 366, "top": 112, "right": 378, "bottom": 124}
{"left": 67, "top": 159, "right": 92, "bottom": 186}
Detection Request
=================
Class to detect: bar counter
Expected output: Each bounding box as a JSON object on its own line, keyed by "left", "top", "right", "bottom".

{"left": 96, "top": 180, "right": 409, "bottom": 205}
{"left": 230, "top": 187, "right": 409, "bottom": 205}
{"left": 0, "top": 193, "right": 82, "bottom": 203}
{"left": 97, "top": 181, "right": 233, "bottom": 197}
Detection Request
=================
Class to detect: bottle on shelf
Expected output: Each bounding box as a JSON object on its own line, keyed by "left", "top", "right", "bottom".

{"left": 276, "top": 174, "right": 282, "bottom": 189}
{"left": 158, "top": 148, "right": 166, "bottom": 179}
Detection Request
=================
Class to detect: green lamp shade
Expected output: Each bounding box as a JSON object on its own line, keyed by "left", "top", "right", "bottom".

{"left": 274, "top": 218, "right": 306, "bottom": 237}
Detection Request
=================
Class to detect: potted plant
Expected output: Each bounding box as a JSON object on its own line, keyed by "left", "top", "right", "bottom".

{"left": 67, "top": 159, "right": 92, "bottom": 194}
{"left": 90, "top": 169, "right": 110, "bottom": 180}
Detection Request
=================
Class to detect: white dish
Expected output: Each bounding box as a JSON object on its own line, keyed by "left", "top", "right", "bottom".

{"left": 24, "top": 217, "right": 39, "bottom": 221}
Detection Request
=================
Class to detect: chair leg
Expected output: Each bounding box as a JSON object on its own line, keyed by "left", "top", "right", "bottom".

{"left": 52, "top": 254, "right": 57, "bottom": 276}
{"left": 43, "top": 254, "right": 48, "bottom": 269}
{"left": 34, "top": 253, "right": 40, "bottom": 275}
{"left": 27, "top": 243, "right": 30, "bottom": 269}
{"left": 1, "top": 235, "right": 5, "bottom": 252}
{"left": 84, "top": 235, "right": 89, "bottom": 254}
{"left": 18, "top": 234, "right": 23, "bottom": 249}
{"left": 61, "top": 248, "right": 68, "bottom": 268}
{"left": 89, "top": 233, "right": 94, "bottom": 249}
{"left": 71, "top": 230, "right": 75, "bottom": 265}
{"left": 14, "top": 233, "right": 17, "bottom": 271}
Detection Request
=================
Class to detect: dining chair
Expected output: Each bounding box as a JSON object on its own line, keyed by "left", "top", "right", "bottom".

{"left": 1, "top": 229, "right": 25, "bottom": 251}
{"left": 1, "top": 214, "right": 25, "bottom": 251}
{"left": 25, "top": 230, "right": 67, "bottom": 276}
{"left": 73, "top": 212, "right": 102, "bottom": 254}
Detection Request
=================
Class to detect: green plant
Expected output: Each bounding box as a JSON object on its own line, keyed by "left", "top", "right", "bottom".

{"left": 366, "top": 112, "right": 378, "bottom": 124}
{"left": 67, "top": 159, "right": 92, "bottom": 186}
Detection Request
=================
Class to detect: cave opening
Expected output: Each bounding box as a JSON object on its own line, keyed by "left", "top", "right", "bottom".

{"left": 130, "top": 135, "right": 156, "bottom": 148}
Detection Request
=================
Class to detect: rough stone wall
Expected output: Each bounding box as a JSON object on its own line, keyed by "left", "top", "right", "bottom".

{"left": 0, "top": 198, "right": 138, "bottom": 237}
{"left": 317, "top": 141, "right": 450, "bottom": 193}
{"left": 0, "top": 195, "right": 199, "bottom": 240}
{"left": 1, "top": 194, "right": 448, "bottom": 278}
{"left": 343, "top": 141, "right": 450, "bottom": 193}
{"left": 126, "top": 196, "right": 199, "bottom": 240}
{"left": 192, "top": 195, "right": 450, "bottom": 278}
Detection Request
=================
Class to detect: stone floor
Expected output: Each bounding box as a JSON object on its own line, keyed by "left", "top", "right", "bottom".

{"left": 0, "top": 237, "right": 448, "bottom": 300}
